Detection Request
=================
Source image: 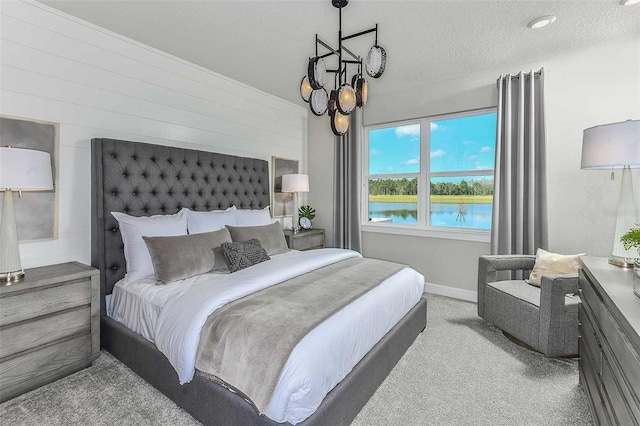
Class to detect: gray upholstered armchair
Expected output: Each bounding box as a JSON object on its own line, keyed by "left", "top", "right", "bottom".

{"left": 478, "top": 255, "right": 580, "bottom": 357}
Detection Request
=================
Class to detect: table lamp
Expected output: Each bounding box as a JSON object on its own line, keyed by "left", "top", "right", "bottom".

{"left": 281, "top": 174, "right": 309, "bottom": 233}
{"left": 0, "top": 147, "right": 53, "bottom": 282}
{"left": 581, "top": 119, "right": 640, "bottom": 267}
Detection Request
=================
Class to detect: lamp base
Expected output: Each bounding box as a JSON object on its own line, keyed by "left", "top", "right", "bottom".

{"left": 0, "top": 269, "right": 25, "bottom": 284}
{"left": 608, "top": 256, "right": 636, "bottom": 268}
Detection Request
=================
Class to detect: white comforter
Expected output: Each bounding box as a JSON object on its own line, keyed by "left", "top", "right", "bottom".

{"left": 109, "top": 248, "right": 424, "bottom": 424}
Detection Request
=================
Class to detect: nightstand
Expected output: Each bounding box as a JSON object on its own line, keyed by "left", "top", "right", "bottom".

{"left": 0, "top": 262, "right": 100, "bottom": 402}
{"left": 284, "top": 229, "right": 325, "bottom": 251}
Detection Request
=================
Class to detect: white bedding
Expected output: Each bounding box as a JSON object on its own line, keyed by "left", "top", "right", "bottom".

{"left": 108, "top": 248, "right": 424, "bottom": 424}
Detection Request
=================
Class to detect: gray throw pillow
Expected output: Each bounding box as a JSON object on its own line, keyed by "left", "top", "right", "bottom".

{"left": 143, "top": 228, "right": 232, "bottom": 285}
{"left": 221, "top": 239, "right": 270, "bottom": 273}
{"left": 226, "top": 222, "right": 289, "bottom": 256}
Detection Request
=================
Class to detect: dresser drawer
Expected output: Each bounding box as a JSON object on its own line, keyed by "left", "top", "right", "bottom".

{"left": 0, "top": 306, "right": 91, "bottom": 359}
{"left": 580, "top": 338, "right": 610, "bottom": 426}
{"left": 0, "top": 279, "right": 91, "bottom": 327}
{"left": 579, "top": 304, "right": 601, "bottom": 374}
{"left": 0, "top": 334, "right": 92, "bottom": 401}
{"left": 291, "top": 233, "right": 323, "bottom": 250}
{"left": 579, "top": 271, "right": 602, "bottom": 324}
{"left": 599, "top": 308, "right": 640, "bottom": 398}
{"left": 601, "top": 356, "right": 637, "bottom": 426}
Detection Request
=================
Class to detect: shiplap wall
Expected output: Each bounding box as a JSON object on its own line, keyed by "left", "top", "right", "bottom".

{"left": 0, "top": 0, "right": 308, "bottom": 269}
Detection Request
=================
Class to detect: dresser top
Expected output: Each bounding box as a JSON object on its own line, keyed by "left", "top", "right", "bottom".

{"left": 0, "top": 262, "right": 98, "bottom": 296}
{"left": 579, "top": 256, "right": 640, "bottom": 341}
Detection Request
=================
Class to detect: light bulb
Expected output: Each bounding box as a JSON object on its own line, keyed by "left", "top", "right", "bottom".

{"left": 331, "top": 111, "right": 349, "bottom": 136}
{"left": 337, "top": 84, "right": 356, "bottom": 114}
{"left": 300, "top": 76, "right": 312, "bottom": 102}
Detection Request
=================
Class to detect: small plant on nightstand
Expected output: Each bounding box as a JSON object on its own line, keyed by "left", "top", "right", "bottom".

{"left": 621, "top": 225, "right": 640, "bottom": 298}
{"left": 298, "top": 205, "right": 316, "bottom": 230}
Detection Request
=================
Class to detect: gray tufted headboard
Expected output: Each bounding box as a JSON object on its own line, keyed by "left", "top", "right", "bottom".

{"left": 91, "top": 138, "right": 270, "bottom": 313}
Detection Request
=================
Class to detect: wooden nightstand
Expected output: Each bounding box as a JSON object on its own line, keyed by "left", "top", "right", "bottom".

{"left": 0, "top": 262, "right": 100, "bottom": 402}
{"left": 284, "top": 229, "right": 325, "bottom": 251}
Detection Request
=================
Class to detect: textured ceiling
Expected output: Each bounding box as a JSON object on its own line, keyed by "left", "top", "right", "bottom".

{"left": 40, "top": 0, "right": 640, "bottom": 105}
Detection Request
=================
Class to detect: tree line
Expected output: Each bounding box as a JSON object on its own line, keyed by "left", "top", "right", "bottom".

{"left": 369, "top": 178, "right": 493, "bottom": 196}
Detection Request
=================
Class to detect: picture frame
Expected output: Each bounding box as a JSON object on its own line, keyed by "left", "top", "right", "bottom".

{"left": 271, "top": 157, "right": 298, "bottom": 218}
{"left": 0, "top": 115, "right": 59, "bottom": 242}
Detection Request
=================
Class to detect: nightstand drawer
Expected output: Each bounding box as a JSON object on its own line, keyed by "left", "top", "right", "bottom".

{"left": 0, "top": 279, "right": 91, "bottom": 327}
{"left": 0, "top": 306, "right": 91, "bottom": 359}
{"left": 291, "top": 233, "right": 323, "bottom": 250}
{"left": 0, "top": 334, "right": 92, "bottom": 401}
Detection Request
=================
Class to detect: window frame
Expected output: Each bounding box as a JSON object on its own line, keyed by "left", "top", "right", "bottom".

{"left": 361, "top": 107, "right": 497, "bottom": 243}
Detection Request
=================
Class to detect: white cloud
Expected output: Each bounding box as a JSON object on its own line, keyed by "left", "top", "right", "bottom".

{"left": 387, "top": 166, "right": 395, "bottom": 172}
{"left": 480, "top": 146, "right": 493, "bottom": 153}
{"left": 467, "top": 155, "right": 478, "bottom": 161}
{"left": 463, "top": 140, "right": 475, "bottom": 145}
{"left": 394, "top": 124, "right": 420, "bottom": 137}
{"left": 370, "top": 148, "right": 382, "bottom": 155}
{"left": 430, "top": 149, "right": 446, "bottom": 158}
{"left": 402, "top": 157, "right": 420, "bottom": 165}
{"left": 431, "top": 122, "right": 440, "bottom": 131}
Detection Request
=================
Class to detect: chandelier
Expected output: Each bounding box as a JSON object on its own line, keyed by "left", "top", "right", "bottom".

{"left": 299, "top": 0, "right": 387, "bottom": 136}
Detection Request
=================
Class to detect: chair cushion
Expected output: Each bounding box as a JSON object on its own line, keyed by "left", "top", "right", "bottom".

{"left": 487, "top": 280, "right": 541, "bottom": 307}
{"left": 487, "top": 280, "right": 579, "bottom": 313}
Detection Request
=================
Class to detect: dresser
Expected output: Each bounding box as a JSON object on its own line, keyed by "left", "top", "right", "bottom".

{"left": 578, "top": 256, "right": 640, "bottom": 425}
{"left": 284, "top": 228, "right": 325, "bottom": 251}
{"left": 0, "top": 262, "right": 100, "bottom": 402}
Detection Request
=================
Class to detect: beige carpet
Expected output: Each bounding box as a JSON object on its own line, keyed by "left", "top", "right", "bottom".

{"left": 0, "top": 295, "right": 592, "bottom": 425}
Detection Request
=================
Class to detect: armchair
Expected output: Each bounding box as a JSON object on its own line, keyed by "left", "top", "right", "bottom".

{"left": 478, "top": 255, "right": 580, "bottom": 357}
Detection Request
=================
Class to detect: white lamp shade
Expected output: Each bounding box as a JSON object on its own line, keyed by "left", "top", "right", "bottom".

{"left": 0, "top": 147, "right": 53, "bottom": 191}
{"left": 581, "top": 120, "right": 640, "bottom": 169}
{"left": 281, "top": 174, "right": 309, "bottom": 193}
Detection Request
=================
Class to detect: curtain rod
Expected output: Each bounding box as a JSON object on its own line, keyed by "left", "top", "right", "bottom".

{"left": 496, "top": 68, "right": 544, "bottom": 88}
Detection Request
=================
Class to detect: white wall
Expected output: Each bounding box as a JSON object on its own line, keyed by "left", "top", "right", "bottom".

{"left": 309, "top": 37, "right": 640, "bottom": 299}
{"left": 0, "top": 0, "right": 308, "bottom": 269}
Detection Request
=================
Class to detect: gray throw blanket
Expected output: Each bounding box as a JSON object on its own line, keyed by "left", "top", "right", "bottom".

{"left": 195, "top": 257, "right": 405, "bottom": 414}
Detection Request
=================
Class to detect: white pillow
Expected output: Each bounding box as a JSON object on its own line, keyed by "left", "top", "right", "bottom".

{"left": 234, "top": 206, "right": 272, "bottom": 226}
{"left": 185, "top": 206, "right": 237, "bottom": 234}
{"left": 527, "top": 248, "right": 585, "bottom": 287}
{"left": 112, "top": 209, "right": 188, "bottom": 282}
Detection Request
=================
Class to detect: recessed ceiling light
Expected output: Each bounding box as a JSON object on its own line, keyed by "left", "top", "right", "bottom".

{"left": 620, "top": 0, "right": 640, "bottom": 6}
{"left": 527, "top": 15, "right": 557, "bottom": 29}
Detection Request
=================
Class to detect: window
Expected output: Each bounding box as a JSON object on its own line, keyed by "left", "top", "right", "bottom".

{"left": 363, "top": 109, "right": 497, "bottom": 241}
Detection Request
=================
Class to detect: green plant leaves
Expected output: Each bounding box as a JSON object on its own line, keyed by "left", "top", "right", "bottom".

{"left": 299, "top": 205, "right": 316, "bottom": 220}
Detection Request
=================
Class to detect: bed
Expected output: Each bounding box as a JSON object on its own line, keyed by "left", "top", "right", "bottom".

{"left": 91, "top": 137, "right": 427, "bottom": 425}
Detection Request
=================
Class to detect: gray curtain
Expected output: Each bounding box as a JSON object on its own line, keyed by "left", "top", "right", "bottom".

{"left": 333, "top": 108, "right": 362, "bottom": 252}
{"left": 491, "top": 69, "right": 548, "bottom": 257}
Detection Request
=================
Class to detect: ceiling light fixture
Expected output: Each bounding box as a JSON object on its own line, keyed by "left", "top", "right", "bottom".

{"left": 299, "top": 0, "right": 386, "bottom": 136}
{"left": 527, "top": 15, "right": 557, "bottom": 29}
{"left": 620, "top": 0, "right": 640, "bottom": 5}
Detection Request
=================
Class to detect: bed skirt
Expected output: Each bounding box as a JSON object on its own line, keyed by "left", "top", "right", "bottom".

{"left": 101, "top": 295, "right": 427, "bottom": 426}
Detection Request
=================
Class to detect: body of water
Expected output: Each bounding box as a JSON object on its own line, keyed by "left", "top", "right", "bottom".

{"left": 369, "top": 202, "right": 492, "bottom": 229}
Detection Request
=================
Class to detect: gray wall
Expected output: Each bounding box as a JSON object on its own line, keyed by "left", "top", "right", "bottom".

{"left": 308, "top": 37, "right": 640, "bottom": 298}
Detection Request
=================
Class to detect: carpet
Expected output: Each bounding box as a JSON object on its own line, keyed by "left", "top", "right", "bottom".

{"left": 0, "top": 295, "right": 592, "bottom": 425}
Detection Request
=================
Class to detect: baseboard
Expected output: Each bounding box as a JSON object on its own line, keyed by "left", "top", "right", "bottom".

{"left": 424, "top": 282, "right": 478, "bottom": 303}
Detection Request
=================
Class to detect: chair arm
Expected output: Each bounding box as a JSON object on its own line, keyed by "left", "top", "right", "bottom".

{"left": 538, "top": 273, "right": 579, "bottom": 356}
{"left": 477, "top": 255, "right": 536, "bottom": 316}
{"left": 539, "top": 273, "right": 579, "bottom": 307}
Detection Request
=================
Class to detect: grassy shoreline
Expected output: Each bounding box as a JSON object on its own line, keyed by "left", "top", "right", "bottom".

{"left": 369, "top": 194, "right": 493, "bottom": 204}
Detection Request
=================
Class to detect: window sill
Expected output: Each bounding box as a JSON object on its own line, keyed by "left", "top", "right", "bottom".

{"left": 360, "top": 223, "right": 491, "bottom": 243}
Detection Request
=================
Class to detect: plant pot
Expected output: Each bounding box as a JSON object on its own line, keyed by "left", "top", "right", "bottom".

{"left": 635, "top": 260, "right": 640, "bottom": 298}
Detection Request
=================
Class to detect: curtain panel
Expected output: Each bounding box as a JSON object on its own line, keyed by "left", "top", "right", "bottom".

{"left": 333, "top": 108, "right": 362, "bottom": 252}
{"left": 492, "top": 69, "right": 549, "bottom": 257}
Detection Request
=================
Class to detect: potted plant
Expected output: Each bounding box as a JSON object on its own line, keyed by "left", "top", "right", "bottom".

{"left": 621, "top": 225, "right": 640, "bottom": 297}
{"left": 298, "top": 205, "right": 316, "bottom": 230}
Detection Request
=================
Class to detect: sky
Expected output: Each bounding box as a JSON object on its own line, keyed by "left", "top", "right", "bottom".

{"left": 368, "top": 112, "right": 497, "bottom": 176}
